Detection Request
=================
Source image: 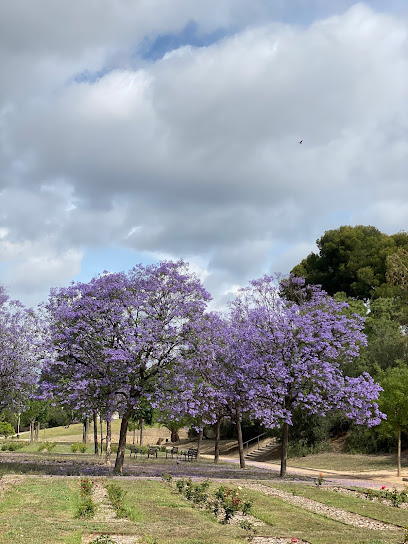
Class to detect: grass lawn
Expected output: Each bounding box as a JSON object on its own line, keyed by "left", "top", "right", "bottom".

{"left": 287, "top": 452, "right": 401, "bottom": 473}
{"left": 0, "top": 476, "right": 404, "bottom": 544}
{"left": 260, "top": 482, "right": 408, "bottom": 527}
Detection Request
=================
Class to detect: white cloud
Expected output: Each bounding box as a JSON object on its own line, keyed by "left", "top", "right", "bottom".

{"left": 0, "top": 3, "right": 407, "bottom": 306}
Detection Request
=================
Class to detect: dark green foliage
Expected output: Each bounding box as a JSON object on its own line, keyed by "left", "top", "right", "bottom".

{"left": 292, "top": 225, "right": 408, "bottom": 300}
{"left": 344, "top": 424, "right": 398, "bottom": 454}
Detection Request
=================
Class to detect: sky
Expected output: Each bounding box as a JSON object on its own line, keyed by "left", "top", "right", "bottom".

{"left": 0, "top": 1, "right": 407, "bottom": 309}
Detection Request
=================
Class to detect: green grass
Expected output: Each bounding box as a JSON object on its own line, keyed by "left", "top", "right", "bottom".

{"left": 287, "top": 452, "right": 401, "bottom": 472}
{"left": 260, "top": 482, "right": 408, "bottom": 527}
{"left": 0, "top": 476, "right": 404, "bottom": 544}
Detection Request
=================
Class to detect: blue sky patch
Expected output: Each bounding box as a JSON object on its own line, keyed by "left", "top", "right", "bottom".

{"left": 140, "top": 20, "right": 235, "bottom": 61}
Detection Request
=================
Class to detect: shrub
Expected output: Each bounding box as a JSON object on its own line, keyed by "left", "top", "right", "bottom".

{"left": 106, "top": 482, "right": 132, "bottom": 519}
{"left": 76, "top": 478, "right": 96, "bottom": 518}
{"left": 80, "top": 478, "right": 95, "bottom": 497}
{"left": 71, "top": 442, "right": 87, "bottom": 453}
{"left": 1, "top": 441, "right": 27, "bottom": 451}
{"left": 0, "top": 422, "right": 15, "bottom": 438}
{"left": 90, "top": 537, "right": 117, "bottom": 544}
{"left": 75, "top": 496, "right": 96, "bottom": 518}
{"left": 38, "top": 441, "right": 57, "bottom": 452}
{"left": 174, "top": 478, "right": 252, "bottom": 524}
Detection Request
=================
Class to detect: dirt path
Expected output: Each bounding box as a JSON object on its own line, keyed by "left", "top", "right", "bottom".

{"left": 203, "top": 455, "right": 408, "bottom": 490}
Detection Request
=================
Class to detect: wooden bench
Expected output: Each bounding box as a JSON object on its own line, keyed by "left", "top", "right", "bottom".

{"left": 165, "top": 446, "right": 178, "bottom": 459}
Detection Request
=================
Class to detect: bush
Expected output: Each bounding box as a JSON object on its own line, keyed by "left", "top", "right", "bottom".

{"left": 90, "top": 537, "right": 117, "bottom": 544}
{"left": 1, "top": 441, "right": 27, "bottom": 451}
{"left": 288, "top": 439, "right": 333, "bottom": 458}
{"left": 71, "top": 442, "right": 87, "bottom": 453}
{"left": 75, "top": 478, "right": 96, "bottom": 518}
{"left": 38, "top": 441, "right": 57, "bottom": 452}
{"left": 0, "top": 421, "right": 15, "bottom": 438}
{"left": 75, "top": 496, "right": 96, "bottom": 518}
{"left": 344, "top": 425, "right": 396, "bottom": 454}
{"left": 106, "top": 482, "right": 132, "bottom": 519}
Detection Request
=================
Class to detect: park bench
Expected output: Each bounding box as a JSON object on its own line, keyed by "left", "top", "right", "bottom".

{"left": 187, "top": 448, "right": 198, "bottom": 461}
{"left": 129, "top": 445, "right": 138, "bottom": 458}
{"left": 147, "top": 446, "right": 159, "bottom": 458}
{"left": 165, "top": 446, "right": 178, "bottom": 459}
{"left": 178, "top": 448, "right": 198, "bottom": 461}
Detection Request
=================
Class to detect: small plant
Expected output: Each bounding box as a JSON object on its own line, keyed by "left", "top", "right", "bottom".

{"left": 76, "top": 478, "right": 96, "bottom": 518}
{"left": 80, "top": 478, "right": 95, "bottom": 497}
{"left": 1, "top": 441, "right": 27, "bottom": 451}
{"left": 161, "top": 473, "right": 173, "bottom": 485}
{"left": 365, "top": 488, "right": 380, "bottom": 501}
{"left": 240, "top": 520, "right": 257, "bottom": 541}
{"left": 38, "top": 441, "right": 57, "bottom": 452}
{"left": 106, "top": 482, "right": 131, "bottom": 519}
{"left": 90, "top": 536, "right": 117, "bottom": 544}
{"left": 75, "top": 496, "right": 96, "bottom": 518}
{"left": 315, "top": 473, "right": 324, "bottom": 487}
{"left": 403, "top": 525, "right": 408, "bottom": 543}
{"left": 176, "top": 478, "right": 186, "bottom": 493}
{"left": 71, "top": 442, "right": 87, "bottom": 453}
{"left": 191, "top": 480, "right": 210, "bottom": 505}
{"left": 384, "top": 488, "right": 408, "bottom": 508}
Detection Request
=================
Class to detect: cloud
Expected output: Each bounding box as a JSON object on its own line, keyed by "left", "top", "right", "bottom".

{"left": 0, "top": 3, "right": 407, "bottom": 306}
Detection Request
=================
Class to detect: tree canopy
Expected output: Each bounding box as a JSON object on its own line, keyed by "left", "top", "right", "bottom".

{"left": 292, "top": 225, "right": 408, "bottom": 300}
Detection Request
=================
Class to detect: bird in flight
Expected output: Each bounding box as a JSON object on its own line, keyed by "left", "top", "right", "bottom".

{"left": 299, "top": 140, "right": 303, "bottom": 144}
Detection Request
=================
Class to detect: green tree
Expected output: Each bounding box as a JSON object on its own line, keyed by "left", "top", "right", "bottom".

{"left": 0, "top": 420, "right": 15, "bottom": 438}
{"left": 292, "top": 226, "right": 408, "bottom": 300}
{"left": 377, "top": 363, "right": 408, "bottom": 476}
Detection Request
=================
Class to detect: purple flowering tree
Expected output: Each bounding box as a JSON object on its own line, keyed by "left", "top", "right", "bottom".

{"left": 155, "top": 312, "right": 256, "bottom": 468}
{"left": 41, "top": 260, "right": 210, "bottom": 473}
{"left": 231, "top": 275, "right": 384, "bottom": 476}
{"left": 0, "top": 286, "right": 40, "bottom": 413}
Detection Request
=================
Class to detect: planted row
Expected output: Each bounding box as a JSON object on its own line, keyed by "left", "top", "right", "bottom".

{"left": 162, "top": 474, "right": 253, "bottom": 524}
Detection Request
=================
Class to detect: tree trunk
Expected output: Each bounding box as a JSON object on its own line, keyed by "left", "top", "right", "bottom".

{"left": 105, "top": 417, "right": 112, "bottom": 465}
{"left": 214, "top": 419, "right": 221, "bottom": 464}
{"left": 29, "top": 421, "right": 34, "bottom": 443}
{"left": 93, "top": 412, "right": 99, "bottom": 456}
{"left": 100, "top": 416, "right": 103, "bottom": 456}
{"left": 139, "top": 418, "right": 144, "bottom": 446}
{"left": 114, "top": 407, "right": 133, "bottom": 474}
{"left": 280, "top": 421, "right": 290, "bottom": 477}
{"left": 34, "top": 421, "right": 40, "bottom": 442}
{"left": 280, "top": 396, "right": 291, "bottom": 477}
{"left": 397, "top": 424, "right": 402, "bottom": 477}
{"left": 197, "top": 429, "right": 203, "bottom": 460}
{"left": 133, "top": 425, "right": 136, "bottom": 445}
{"left": 82, "top": 417, "right": 89, "bottom": 445}
{"left": 235, "top": 406, "right": 246, "bottom": 469}
{"left": 170, "top": 429, "right": 180, "bottom": 442}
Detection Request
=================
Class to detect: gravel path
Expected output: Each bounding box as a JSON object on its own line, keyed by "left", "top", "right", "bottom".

{"left": 243, "top": 482, "right": 397, "bottom": 531}
{"left": 91, "top": 481, "right": 118, "bottom": 522}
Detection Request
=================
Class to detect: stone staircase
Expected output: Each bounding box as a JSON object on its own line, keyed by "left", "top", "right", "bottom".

{"left": 244, "top": 438, "right": 281, "bottom": 462}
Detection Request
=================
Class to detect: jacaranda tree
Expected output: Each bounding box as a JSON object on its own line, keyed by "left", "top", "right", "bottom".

{"left": 230, "top": 275, "right": 384, "bottom": 476}
{"left": 41, "top": 260, "right": 211, "bottom": 473}
{"left": 0, "top": 285, "right": 40, "bottom": 413}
